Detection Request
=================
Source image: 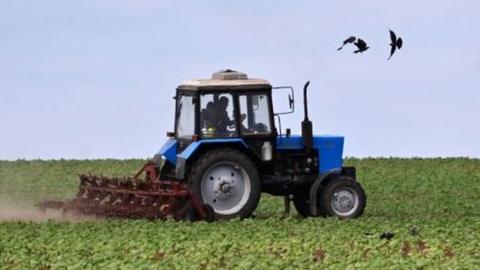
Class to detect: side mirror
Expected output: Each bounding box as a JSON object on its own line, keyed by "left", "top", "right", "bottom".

{"left": 166, "top": 131, "right": 175, "bottom": 138}
{"left": 272, "top": 86, "right": 295, "bottom": 115}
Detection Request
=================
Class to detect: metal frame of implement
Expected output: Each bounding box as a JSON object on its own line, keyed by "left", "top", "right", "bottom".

{"left": 38, "top": 161, "right": 214, "bottom": 222}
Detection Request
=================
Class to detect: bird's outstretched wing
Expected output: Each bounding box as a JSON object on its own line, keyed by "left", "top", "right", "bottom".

{"left": 388, "top": 44, "right": 396, "bottom": 60}
{"left": 389, "top": 30, "right": 397, "bottom": 43}
{"left": 344, "top": 36, "right": 356, "bottom": 44}
{"left": 355, "top": 38, "right": 367, "bottom": 49}
{"left": 397, "top": 38, "right": 403, "bottom": 49}
{"left": 338, "top": 36, "right": 356, "bottom": 50}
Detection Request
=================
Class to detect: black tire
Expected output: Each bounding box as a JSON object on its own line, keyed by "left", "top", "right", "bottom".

{"left": 202, "top": 204, "right": 216, "bottom": 222}
{"left": 187, "top": 204, "right": 215, "bottom": 223}
{"left": 188, "top": 148, "right": 261, "bottom": 220}
{"left": 293, "top": 192, "right": 311, "bottom": 218}
{"left": 318, "top": 176, "right": 366, "bottom": 219}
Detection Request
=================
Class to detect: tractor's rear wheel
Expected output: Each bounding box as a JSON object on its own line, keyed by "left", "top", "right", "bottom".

{"left": 318, "top": 176, "right": 366, "bottom": 219}
{"left": 188, "top": 148, "right": 261, "bottom": 220}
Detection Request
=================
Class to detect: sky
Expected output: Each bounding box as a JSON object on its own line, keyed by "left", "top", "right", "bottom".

{"left": 0, "top": 0, "right": 479, "bottom": 160}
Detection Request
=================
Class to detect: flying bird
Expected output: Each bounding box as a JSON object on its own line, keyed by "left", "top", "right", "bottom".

{"left": 354, "top": 38, "right": 370, "bottom": 53}
{"left": 337, "top": 36, "right": 356, "bottom": 50}
{"left": 388, "top": 29, "right": 403, "bottom": 60}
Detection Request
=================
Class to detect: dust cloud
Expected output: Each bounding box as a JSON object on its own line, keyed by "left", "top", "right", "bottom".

{"left": 0, "top": 199, "right": 100, "bottom": 223}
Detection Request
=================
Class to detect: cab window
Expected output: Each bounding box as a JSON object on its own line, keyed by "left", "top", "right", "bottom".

{"left": 176, "top": 95, "right": 196, "bottom": 139}
{"left": 239, "top": 94, "right": 272, "bottom": 135}
{"left": 200, "top": 93, "right": 236, "bottom": 138}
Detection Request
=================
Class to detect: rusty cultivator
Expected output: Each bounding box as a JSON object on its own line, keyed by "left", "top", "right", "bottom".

{"left": 38, "top": 161, "right": 215, "bottom": 222}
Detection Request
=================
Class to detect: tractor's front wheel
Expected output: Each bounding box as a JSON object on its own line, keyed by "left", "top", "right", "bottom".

{"left": 188, "top": 148, "right": 261, "bottom": 220}
{"left": 318, "top": 177, "right": 366, "bottom": 219}
{"left": 293, "top": 192, "right": 312, "bottom": 218}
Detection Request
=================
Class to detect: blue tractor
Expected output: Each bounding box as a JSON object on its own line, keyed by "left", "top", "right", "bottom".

{"left": 154, "top": 70, "right": 366, "bottom": 219}
{"left": 39, "top": 69, "right": 366, "bottom": 221}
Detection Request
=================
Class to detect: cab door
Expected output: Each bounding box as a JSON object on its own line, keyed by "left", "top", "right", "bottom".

{"left": 236, "top": 92, "right": 277, "bottom": 169}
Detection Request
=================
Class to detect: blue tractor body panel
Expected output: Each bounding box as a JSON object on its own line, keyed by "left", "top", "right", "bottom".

{"left": 175, "top": 138, "right": 248, "bottom": 179}
{"left": 277, "top": 135, "right": 344, "bottom": 174}
{"left": 157, "top": 138, "right": 249, "bottom": 179}
{"left": 177, "top": 138, "right": 248, "bottom": 161}
{"left": 157, "top": 136, "right": 343, "bottom": 176}
{"left": 157, "top": 139, "right": 177, "bottom": 165}
{"left": 157, "top": 138, "right": 248, "bottom": 167}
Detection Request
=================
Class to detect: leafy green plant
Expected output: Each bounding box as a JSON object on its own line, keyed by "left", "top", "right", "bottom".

{"left": 0, "top": 158, "right": 479, "bottom": 269}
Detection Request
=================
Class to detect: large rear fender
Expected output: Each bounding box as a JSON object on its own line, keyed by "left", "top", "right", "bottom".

{"left": 154, "top": 139, "right": 177, "bottom": 166}
{"left": 175, "top": 139, "right": 249, "bottom": 180}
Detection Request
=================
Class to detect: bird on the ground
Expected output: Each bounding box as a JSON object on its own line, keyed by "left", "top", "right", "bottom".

{"left": 354, "top": 38, "right": 370, "bottom": 53}
{"left": 388, "top": 29, "right": 403, "bottom": 60}
{"left": 337, "top": 36, "right": 356, "bottom": 50}
{"left": 380, "top": 231, "right": 395, "bottom": 240}
{"left": 409, "top": 225, "right": 420, "bottom": 236}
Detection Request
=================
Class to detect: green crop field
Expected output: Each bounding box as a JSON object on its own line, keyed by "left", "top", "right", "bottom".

{"left": 0, "top": 158, "right": 479, "bottom": 269}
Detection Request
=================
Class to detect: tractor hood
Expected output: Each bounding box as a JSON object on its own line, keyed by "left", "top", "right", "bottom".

{"left": 276, "top": 135, "right": 345, "bottom": 174}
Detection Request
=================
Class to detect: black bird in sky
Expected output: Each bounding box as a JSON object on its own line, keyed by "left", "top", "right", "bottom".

{"left": 354, "top": 38, "right": 370, "bottom": 53}
{"left": 337, "top": 36, "right": 356, "bottom": 50}
{"left": 388, "top": 29, "right": 403, "bottom": 60}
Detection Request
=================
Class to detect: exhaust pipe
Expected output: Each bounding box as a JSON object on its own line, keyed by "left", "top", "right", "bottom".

{"left": 302, "top": 81, "right": 313, "bottom": 150}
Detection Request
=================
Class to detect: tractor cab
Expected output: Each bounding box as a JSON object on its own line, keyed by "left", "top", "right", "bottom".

{"left": 153, "top": 70, "right": 366, "bottom": 220}
{"left": 174, "top": 70, "right": 277, "bottom": 161}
